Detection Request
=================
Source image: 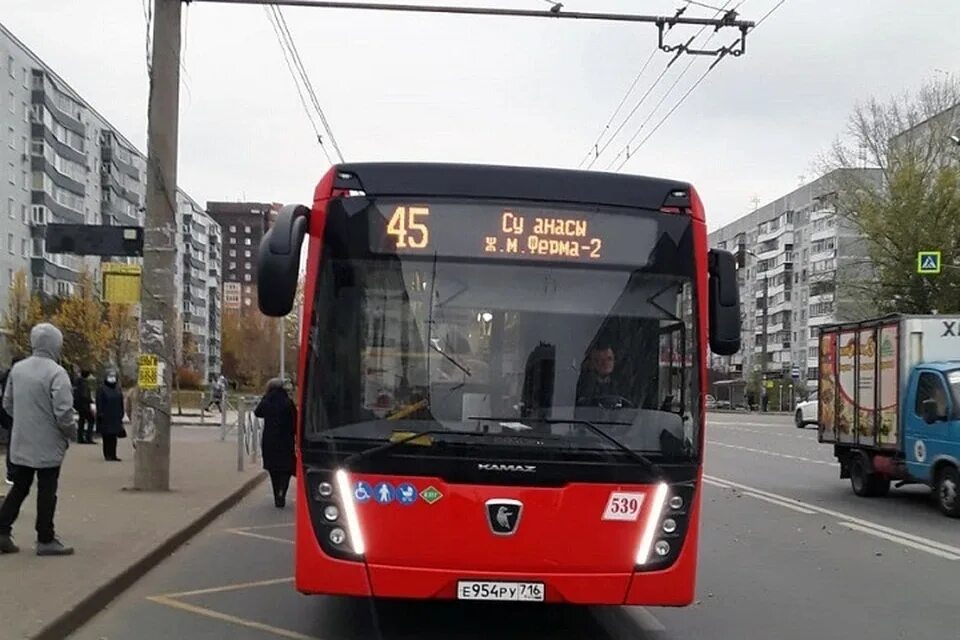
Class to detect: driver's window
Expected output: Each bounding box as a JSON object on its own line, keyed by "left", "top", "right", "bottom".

{"left": 915, "top": 372, "right": 948, "bottom": 422}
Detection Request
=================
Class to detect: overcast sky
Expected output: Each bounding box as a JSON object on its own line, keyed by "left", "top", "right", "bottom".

{"left": 4, "top": 0, "right": 959, "bottom": 229}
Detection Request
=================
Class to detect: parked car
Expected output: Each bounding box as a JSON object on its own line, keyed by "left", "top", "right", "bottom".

{"left": 795, "top": 391, "right": 818, "bottom": 429}
{"left": 705, "top": 394, "right": 718, "bottom": 410}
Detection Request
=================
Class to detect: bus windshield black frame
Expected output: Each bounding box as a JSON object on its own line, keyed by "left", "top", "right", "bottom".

{"left": 302, "top": 196, "right": 702, "bottom": 462}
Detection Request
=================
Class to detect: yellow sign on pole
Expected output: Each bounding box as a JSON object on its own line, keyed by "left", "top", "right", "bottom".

{"left": 138, "top": 354, "right": 159, "bottom": 390}
{"left": 102, "top": 263, "right": 142, "bottom": 304}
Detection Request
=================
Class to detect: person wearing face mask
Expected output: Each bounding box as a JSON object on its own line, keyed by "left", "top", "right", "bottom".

{"left": 95, "top": 371, "right": 126, "bottom": 462}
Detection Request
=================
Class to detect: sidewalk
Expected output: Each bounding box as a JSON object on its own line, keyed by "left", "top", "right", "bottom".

{"left": 0, "top": 427, "right": 265, "bottom": 640}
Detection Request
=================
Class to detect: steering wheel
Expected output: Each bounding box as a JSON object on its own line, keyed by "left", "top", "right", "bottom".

{"left": 588, "top": 395, "right": 637, "bottom": 410}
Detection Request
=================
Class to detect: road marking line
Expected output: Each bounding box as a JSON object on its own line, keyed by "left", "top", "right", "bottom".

{"left": 705, "top": 474, "right": 960, "bottom": 558}
{"left": 741, "top": 491, "right": 816, "bottom": 514}
{"left": 232, "top": 522, "right": 295, "bottom": 531}
{"left": 707, "top": 440, "right": 834, "bottom": 465}
{"left": 836, "top": 522, "right": 960, "bottom": 561}
{"left": 157, "top": 577, "right": 294, "bottom": 599}
{"left": 710, "top": 423, "right": 814, "bottom": 440}
{"left": 706, "top": 478, "right": 815, "bottom": 513}
{"left": 147, "top": 595, "right": 322, "bottom": 640}
{"left": 226, "top": 529, "right": 295, "bottom": 545}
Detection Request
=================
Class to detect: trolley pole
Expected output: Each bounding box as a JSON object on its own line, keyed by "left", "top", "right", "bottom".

{"left": 134, "top": 0, "right": 181, "bottom": 491}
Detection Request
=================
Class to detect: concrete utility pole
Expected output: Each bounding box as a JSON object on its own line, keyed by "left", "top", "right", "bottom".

{"left": 134, "top": 0, "right": 182, "bottom": 491}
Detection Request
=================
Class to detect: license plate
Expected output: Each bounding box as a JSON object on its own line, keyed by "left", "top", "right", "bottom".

{"left": 457, "top": 580, "right": 545, "bottom": 602}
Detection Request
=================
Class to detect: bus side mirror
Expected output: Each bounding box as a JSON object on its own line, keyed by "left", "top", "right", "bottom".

{"left": 708, "top": 248, "right": 741, "bottom": 356}
{"left": 258, "top": 204, "right": 310, "bottom": 317}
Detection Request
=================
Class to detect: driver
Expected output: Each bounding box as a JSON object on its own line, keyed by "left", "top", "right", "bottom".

{"left": 576, "top": 344, "right": 624, "bottom": 406}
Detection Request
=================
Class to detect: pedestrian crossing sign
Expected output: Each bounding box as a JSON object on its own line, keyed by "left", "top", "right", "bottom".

{"left": 917, "top": 251, "right": 941, "bottom": 275}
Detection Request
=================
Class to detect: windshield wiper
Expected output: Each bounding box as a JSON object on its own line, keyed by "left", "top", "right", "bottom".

{"left": 430, "top": 340, "right": 471, "bottom": 377}
{"left": 342, "top": 428, "right": 493, "bottom": 468}
{"left": 468, "top": 417, "right": 663, "bottom": 478}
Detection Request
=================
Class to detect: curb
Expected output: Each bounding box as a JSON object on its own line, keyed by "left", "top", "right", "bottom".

{"left": 33, "top": 471, "right": 267, "bottom": 640}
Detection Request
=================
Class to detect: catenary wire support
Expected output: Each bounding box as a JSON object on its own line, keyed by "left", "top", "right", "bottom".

{"left": 658, "top": 10, "right": 748, "bottom": 56}
{"left": 189, "top": 0, "right": 754, "bottom": 49}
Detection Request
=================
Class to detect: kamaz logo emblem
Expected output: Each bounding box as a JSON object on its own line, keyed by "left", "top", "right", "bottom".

{"left": 477, "top": 463, "right": 537, "bottom": 473}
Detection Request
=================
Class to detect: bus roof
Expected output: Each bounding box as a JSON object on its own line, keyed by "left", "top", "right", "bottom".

{"left": 328, "top": 162, "right": 695, "bottom": 213}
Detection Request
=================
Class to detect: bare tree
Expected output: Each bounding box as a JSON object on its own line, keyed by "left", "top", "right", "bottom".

{"left": 823, "top": 75, "right": 960, "bottom": 314}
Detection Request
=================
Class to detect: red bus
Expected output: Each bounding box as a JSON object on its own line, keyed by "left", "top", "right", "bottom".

{"left": 257, "top": 163, "right": 741, "bottom": 606}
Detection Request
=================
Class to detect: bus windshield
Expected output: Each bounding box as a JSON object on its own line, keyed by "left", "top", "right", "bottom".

{"left": 303, "top": 198, "right": 701, "bottom": 459}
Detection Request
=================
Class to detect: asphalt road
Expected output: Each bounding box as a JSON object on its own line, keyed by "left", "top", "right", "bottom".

{"left": 75, "top": 413, "right": 959, "bottom": 640}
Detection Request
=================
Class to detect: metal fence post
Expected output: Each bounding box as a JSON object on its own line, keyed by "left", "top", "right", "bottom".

{"left": 220, "top": 395, "right": 228, "bottom": 441}
{"left": 237, "top": 400, "right": 245, "bottom": 472}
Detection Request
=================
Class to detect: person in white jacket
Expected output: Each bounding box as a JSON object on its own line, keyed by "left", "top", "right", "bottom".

{"left": 0, "top": 323, "right": 76, "bottom": 556}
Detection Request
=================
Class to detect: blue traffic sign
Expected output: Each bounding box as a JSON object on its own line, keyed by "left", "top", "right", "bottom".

{"left": 917, "top": 251, "right": 941, "bottom": 274}
{"left": 374, "top": 481, "right": 395, "bottom": 504}
{"left": 396, "top": 483, "right": 418, "bottom": 505}
{"left": 354, "top": 481, "right": 373, "bottom": 503}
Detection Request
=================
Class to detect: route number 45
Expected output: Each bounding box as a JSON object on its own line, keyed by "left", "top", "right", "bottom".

{"left": 387, "top": 206, "right": 430, "bottom": 249}
{"left": 602, "top": 492, "right": 645, "bottom": 521}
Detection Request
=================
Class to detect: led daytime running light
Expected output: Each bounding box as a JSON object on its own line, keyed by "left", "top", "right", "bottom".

{"left": 635, "top": 482, "right": 669, "bottom": 565}
{"left": 334, "top": 469, "right": 366, "bottom": 555}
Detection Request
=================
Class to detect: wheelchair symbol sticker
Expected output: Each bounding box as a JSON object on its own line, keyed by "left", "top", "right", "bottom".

{"left": 354, "top": 481, "right": 373, "bottom": 503}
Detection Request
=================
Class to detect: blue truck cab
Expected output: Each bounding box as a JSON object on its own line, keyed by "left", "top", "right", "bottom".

{"left": 902, "top": 362, "right": 960, "bottom": 514}
{"left": 818, "top": 315, "right": 960, "bottom": 518}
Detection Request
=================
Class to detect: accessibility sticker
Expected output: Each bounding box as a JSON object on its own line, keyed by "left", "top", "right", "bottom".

{"left": 396, "top": 483, "right": 418, "bottom": 505}
{"left": 354, "top": 481, "right": 373, "bottom": 503}
{"left": 420, "top": 486, "right": 443, "bottom": 505}
{"left": 374, "top": 482, "right": 395, "bottom": 504}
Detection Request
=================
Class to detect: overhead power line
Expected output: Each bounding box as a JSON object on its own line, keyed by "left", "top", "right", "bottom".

{"left": 614, "top": 0, "right": 788, "bottom": 172}
{"left": 614, "top": 55, "right": 726, "bottom": 172}
{"left": 263, "top": 6, "right": 334, "bottom": 164}
{"left": 583, "top": 0, "right": 737, "bottom": 169}
{"left": 269, "top": 5, "right": 346, "bottom": 163}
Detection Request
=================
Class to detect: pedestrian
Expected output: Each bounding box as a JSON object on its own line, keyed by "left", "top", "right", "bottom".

{"left": 205, "top": 375, "right": 225, "bottom": 413}
{"left": 95, "top": 370, "right": 126, "bottom": 462}
{"left": 254, "top": 378, "right": 296, "bottom": 509}
{"left": 73, "top": 369, "right": 96, "bottom": 444}
{"left": 0, "top": 323, "right": 76, "bottom": 556}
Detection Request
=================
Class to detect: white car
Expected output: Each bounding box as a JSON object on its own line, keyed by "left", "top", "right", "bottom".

{"left": 795, "top": 392, "right": 818, "bottom": 429}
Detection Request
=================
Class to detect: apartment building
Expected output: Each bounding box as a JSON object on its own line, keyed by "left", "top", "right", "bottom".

{"left": 206, "top": 201, "right": 279, "bottom": 313}
{"left": 708, "top": 169, "right": 880, "bottom": 387}
{"left": 0, "top": 22, "right": 218, "bottom": 374}
{"left": 176, "top": 191, "right": 222, "bottom": 382}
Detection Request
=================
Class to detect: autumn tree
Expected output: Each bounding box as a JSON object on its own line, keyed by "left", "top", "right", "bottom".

{"left": 824, "top": 75, "right": 960, "bottom": 314}
{"left": 105, "top": 303, "right": 138, "bottom": 385}
{"left": 222, "top": 310, "right": 280, "bottom": 390}
{"left": 53, "top": 270, "right": 110, "bottom": 374}
{"left": 2, "top": 270, "right": 44, "bottom": 359}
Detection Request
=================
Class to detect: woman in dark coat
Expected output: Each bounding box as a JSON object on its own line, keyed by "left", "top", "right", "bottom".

{"left": 254, "top": 378, "right": 297, "bottom": 508}
{"left": 95, "top": 371, "right": 125, "bottom": 462}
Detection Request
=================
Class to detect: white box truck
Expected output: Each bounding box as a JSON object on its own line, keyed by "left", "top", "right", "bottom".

{"left": 818, "top": 314, "right": 960, "bottom": 517}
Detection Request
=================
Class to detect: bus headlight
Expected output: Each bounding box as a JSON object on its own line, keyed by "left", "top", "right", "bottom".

{"left": 329, "top": 527, "right": 346, "bottom": 545}
{"left": 316, "top": 481, "right": 334, "bottom": 499}
{"left": 323, "top": 505, "right": 340, "bottom": 522}
{"left": 662, "top": 518, "right": 677, "bottom": 534}
{"left": 668, "top": 495, "right": 684, "bottom": 510}
{"left": 654, "top": 540, "right": 671, "bottom": 557}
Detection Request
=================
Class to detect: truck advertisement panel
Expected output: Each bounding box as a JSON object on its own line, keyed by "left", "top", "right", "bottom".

{"left": 836, "top": 330, "right": 858, "bottom": 443}
{"left": 818, "top": 331, "right": 837, "bottom": 442}
{"left": 877, "top": 323, "right": 899, "bottom": 448}
{"left": 856, "top": 328, "right": 877, "bottom": 446}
